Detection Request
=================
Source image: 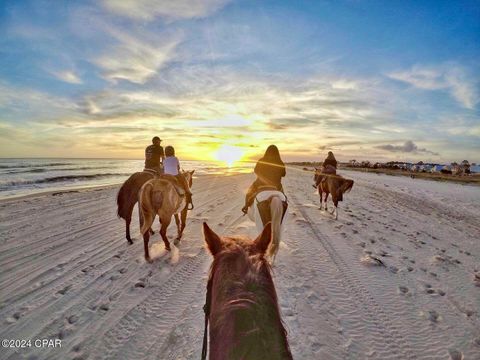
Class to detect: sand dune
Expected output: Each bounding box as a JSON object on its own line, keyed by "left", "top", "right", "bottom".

{"left": 0, "top": 169, "right": 479, "bottom": 359}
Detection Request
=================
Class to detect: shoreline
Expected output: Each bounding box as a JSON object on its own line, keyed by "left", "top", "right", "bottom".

{"left": 0, "top": 172, "right": 250, "bottom": 203}
{"left": 0, "top": 183, "right": 120, "bottom": 203}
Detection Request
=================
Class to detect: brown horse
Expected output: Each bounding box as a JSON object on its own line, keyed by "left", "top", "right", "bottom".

{"left": 138, "top": 171, "right": 194, "bottom": 262}
{"left": 116, "top": 170, "right": 156, "bottom": 244}
{"left": 314, "top": 170, "right": 354, "bottom": 219}
{"left": 202, "top": 222, "right": 292, "bottom": 360}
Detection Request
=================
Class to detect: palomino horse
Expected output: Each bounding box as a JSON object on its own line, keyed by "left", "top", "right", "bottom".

{"left": 116, "top": 170, "right": 156, "bottom": 243}
{"left": 202, "top": 222, "right": 293, "bottom": 360}
{"left": 138, "top": 171, "right": 194, "bottom": 262}
{"left": 314, "top": 169, "right": 354, "bottom": 219}
{"left": 247, "top": 189, "right": 287, "bottom": 265}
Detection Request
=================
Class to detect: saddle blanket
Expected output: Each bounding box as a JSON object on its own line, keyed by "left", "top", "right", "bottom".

{"left": 255, "top": 190, "right": 287, "bottom": 203}
{"left": 254, "top": 190, "right": 288, "bottom": 226}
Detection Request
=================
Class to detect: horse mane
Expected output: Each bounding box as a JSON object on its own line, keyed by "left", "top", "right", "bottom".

{"left": 208, "top": 237, "right": 292, "bottom": 359}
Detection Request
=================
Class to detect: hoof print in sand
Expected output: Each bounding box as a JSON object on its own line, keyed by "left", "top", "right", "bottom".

{"left": 57, "top": 285, "right": 72, "bottom": 295}
{"left": 67, "top": 314, "right": 79, "bottom": 324}
{"left": 360, "top": 255, "right": 385, "bottom": 267}
{"left": 427, "top": 310, "right": 440, "bottom": 323}
{"left": 388, "top": 265, "right": 398, "bottom": 274}
{"left": 134, "top": 281, "right": 146, "bottom": 288}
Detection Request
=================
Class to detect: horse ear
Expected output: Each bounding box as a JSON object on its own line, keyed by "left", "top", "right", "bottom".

{"left": 203, "top": 222, "right": 223, "bottom": 256}
{"left": 254, "top": 222, "right": 272, "bottom": 254}
{"left": 190, "top": 170, "right": 195, "bottom": 175}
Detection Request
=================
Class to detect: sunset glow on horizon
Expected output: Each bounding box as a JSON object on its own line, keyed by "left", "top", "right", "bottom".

{"left": 0, "top": 1, "right": 478, "bottom": 163}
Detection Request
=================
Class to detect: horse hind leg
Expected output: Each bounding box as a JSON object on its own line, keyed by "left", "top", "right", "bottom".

{"left": 139, "top": 207, "right": 155, "bottom": 262}
{"left": 125, "top": 216, "right": 133, "bottom": 244}
{"left": 143, "top": 231, "right": 152, "bottom": 263}
{"left": 174, "top": 214, "right": 181, "bottom": 245}
{"left": 125, "top": 201, "right": 137, "bottom": 244}
{"left": 179, "top": 208, "right": 188, "bottom": 238}
{"left": 330, "top": 196, "right": 338, "bottom": 219}
{"left": 160, "top": 217, "right": 171, "bottom": 251}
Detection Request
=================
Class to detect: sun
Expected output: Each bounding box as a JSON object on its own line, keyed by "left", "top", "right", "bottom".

{"left": 215, "top": 145, "right": 244, "bottom": 167}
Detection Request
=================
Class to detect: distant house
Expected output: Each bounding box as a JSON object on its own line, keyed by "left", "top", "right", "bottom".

{"left": 422, "top": 164, "right": 433, "bottom": 172}
{"left": 431, "top": 164, "right": 445, "bottom": 173}
{"left": 470, "top": 164, "right": 480, "bottom": 173}
{"left": 440, "top": 165, "right": 452, "bottom": 174}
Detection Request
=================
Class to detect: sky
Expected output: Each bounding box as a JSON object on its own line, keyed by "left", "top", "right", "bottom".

{"left": 0, "top": 0, "right": 479, "bottom": 164}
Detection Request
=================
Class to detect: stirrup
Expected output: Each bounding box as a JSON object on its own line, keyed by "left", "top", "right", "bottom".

{"left": 187, "top": 201, "right": 194, "bottom": 210}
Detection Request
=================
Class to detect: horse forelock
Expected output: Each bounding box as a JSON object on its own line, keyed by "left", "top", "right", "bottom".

{"left": 208, "top": 237, "right": 272, "bottom": 294}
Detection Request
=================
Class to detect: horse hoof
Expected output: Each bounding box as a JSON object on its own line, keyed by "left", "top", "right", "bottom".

{"left": 165, "top": 246, "right": 171, "bottom": 251}
{"left": 127, "top": 240, "right": 133, "bottom": 245}
{"left": 145, "top": 256, "right": 153, "bottom": 263}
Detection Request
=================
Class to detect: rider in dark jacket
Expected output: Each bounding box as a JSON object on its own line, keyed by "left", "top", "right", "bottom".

{"left": 144, "top": 136, "right": 165, "bottom": 174}
{"left": 322, "top": 151, "right": 337, "bottom": 170}
{"left": 242, "top": 145, "right": 286, "bottom": 214}
{"left": 314, "top": 151, "right": 337, "bottom": 187}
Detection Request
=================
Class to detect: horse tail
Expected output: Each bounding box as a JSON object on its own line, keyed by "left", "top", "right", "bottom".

{"left": 337, "top": 179, "right": 354, "bottom": 202}
{"left": 268, "top": 196, "right": 283, "bottom": 259}
{"left": 116, "top": 175, "right": 135, "bottom": 220}
{"left": 117, "top": 172, "right": 153, "bottom": 220}
{"left": 139, "top": 182, "right": 156, "bottom": 235}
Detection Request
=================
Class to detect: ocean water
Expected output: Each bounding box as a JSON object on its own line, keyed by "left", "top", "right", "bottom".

{"left": 0, "top": 158, "right": 253, "bottom": 199}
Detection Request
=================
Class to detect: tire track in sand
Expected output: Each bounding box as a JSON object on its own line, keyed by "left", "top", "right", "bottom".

{"left": 288, "top": 192, "right": 415, "bottom": 359}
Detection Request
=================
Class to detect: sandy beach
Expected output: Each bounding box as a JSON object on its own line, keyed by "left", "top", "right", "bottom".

{"left": 1, "top": 168, "right": 479, "bottom": 359}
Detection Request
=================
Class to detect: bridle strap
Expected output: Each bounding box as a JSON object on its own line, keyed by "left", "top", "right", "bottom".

{"left": 201, "top": 277, "right": 212, "bottom": 360}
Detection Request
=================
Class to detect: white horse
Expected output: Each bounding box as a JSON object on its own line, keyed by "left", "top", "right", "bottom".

{"left": 247, "top": 190, "right": 287, "bottom": 264}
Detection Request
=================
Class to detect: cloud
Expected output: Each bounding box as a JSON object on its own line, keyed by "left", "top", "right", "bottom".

{"left": 376, "top": 140, "right": 439, "bottom": 155}
{"left": 94, "top": 26, "right": 181, "bottom": 84}
{"left": 0, "top": 81, "right": 79, "bottom": 120}
{"left": 388, "top": 64, "right": 479, "bottom": 109}
{"left": 51, "top": 70, "right": 82, "bottom": 84}
{"left": 101, "top": 0, "right": 231, "bottom": 21}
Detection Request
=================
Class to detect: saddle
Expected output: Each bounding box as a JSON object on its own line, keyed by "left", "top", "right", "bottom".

{"left": 322, "top": 164, "right": 337, "bottom": 175}
{"left": 255, "top": 190, "right": 288, "bottom": 226}
{"left": 315, "top": 165, "right": 337, "bottom": 187}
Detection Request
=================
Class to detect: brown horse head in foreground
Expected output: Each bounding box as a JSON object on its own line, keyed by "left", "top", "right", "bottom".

{"left": 203, "top": 222, "right": 292, "bottom": 360}
{"left": 117, "top": 170, "right": 156, "bottom": 244}
{"left": 317, "top": 173, "right": 354, "bottom": 219}
{"left": 138, "top": 170, "right": 194, "bottom": 262}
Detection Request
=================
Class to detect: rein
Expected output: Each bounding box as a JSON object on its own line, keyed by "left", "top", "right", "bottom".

{"left": 201, "top": 274, "right": 213, "bottom": 360}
